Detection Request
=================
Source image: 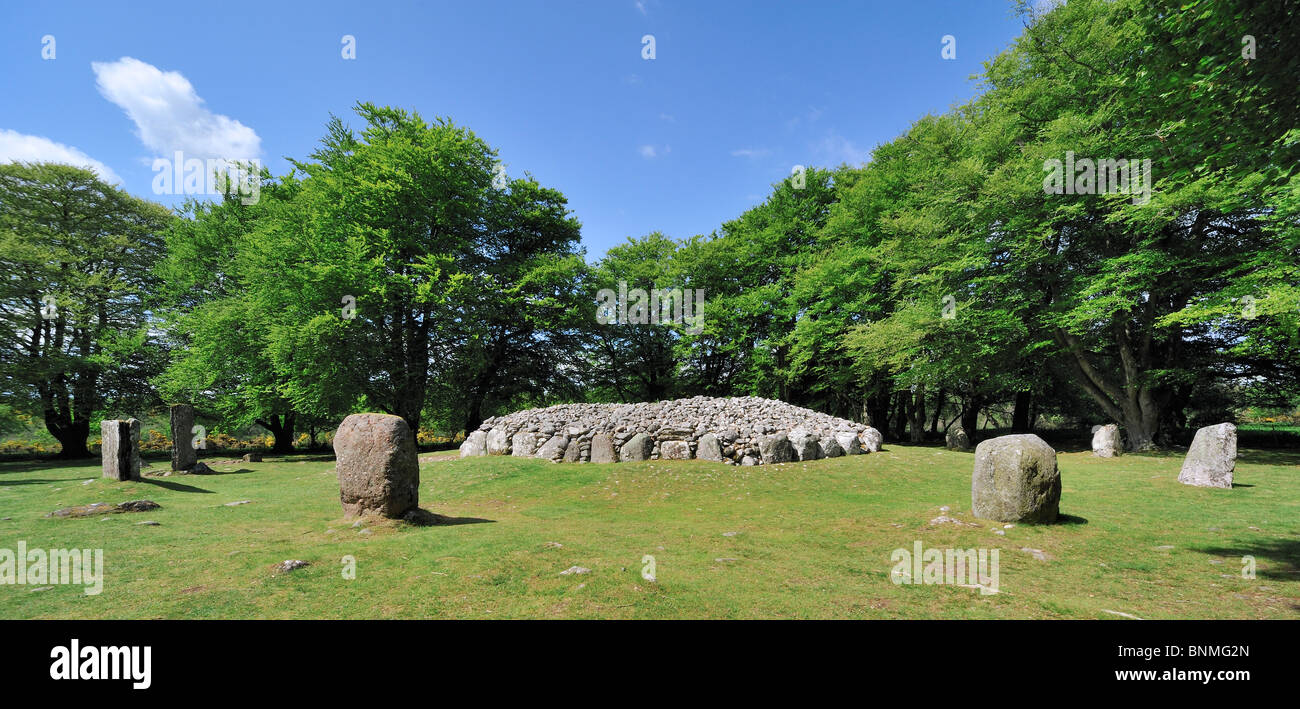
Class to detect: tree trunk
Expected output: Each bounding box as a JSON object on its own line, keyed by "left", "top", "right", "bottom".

{"left": 908, "top": 387, "right": 926, "bottom": 443}
{"left": 52, "top": 419, "right": 91, "bottom": 459}
{"left": 256, "top": 413, "right": 297, "bottom": 454}
{"left": 929, "top": 389, "right": 944, "bottom": 435}
{"left": 1011, "top": 391, "right": 1032, "bottom": 432}
{"left": 960, "top": 396, "right": 981, "bottom": 445}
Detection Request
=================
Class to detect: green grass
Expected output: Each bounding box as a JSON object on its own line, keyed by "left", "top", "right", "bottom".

{"left": 1, "top": 444, "right": 1297, "bottom": 619}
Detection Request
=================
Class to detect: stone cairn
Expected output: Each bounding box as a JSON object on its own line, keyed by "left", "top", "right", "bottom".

{"left": 101, "top": 418, "right": 142, "bottom": 481}
{"left": 170, "top": 404, "right": 197, "bottom": 471}
{"left": 459, "top": 396, "right": 882, "bottom": 466}
{"left": 334, "top": 413, "right": 420, "bottom": 518}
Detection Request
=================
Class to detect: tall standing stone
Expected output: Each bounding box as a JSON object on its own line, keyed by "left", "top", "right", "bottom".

{"left": 1091, "top": 423, "right": 1122, "bottom": 457}
{"left": 170, "top": 404, "right": 197, "bottom": 471}
{"left": 334, "top": 413, "right": 419, "bottom": 518}
{"left": 971, "top": 434, "right": 1061, "bottom": 523}
{"left": 1178, "top": 423, "right": 1236, "bottom": 489}
{"left": 101, "top": 418, "right": 141, "bottom": 481}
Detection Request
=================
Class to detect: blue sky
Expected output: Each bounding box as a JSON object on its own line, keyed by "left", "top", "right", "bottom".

{"left": 0, "top": 1, "right": 1028, "bottom": 258}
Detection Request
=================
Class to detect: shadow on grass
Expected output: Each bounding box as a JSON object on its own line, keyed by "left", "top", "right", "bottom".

{"left": 1054, "top": 513, "right": 1089, "bottom": 525}
{"left": 1195, "top": 538, "right": 1300, "bottom": 581}
{"left": 402, "top": 508, "right": 495, "bottom": 527}
{"left": 0, "top": 478, "right": 71, "bottom": 487}
{"left": 140, "top": 478, "right": 213, "bottom": 494}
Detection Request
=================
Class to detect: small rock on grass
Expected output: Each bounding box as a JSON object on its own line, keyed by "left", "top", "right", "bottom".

{"left": 135, "top": 520, "right": 160, "bottom": 526}
{"left": 559, "top": 566, "right": 590, "bottom": 576}
{"left": 224, "top": 500, "right": 251, "bottom": 507}
{"left": 273, "top": 560, "right": 309, "bottom": 573}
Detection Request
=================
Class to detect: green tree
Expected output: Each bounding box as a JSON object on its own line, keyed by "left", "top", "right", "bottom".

{"left": 0, "top": 163, "right": 172, "bottom": 457}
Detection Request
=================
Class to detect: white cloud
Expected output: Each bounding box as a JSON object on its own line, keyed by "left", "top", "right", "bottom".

{"left": 635, "top": 1, "right": 647, "bottom": 15}
{"left": 92, "top": 57, "right": 261, "bottom": 161}
{"left": 0, "top": 129, "right": 122, "bottom": 184}
{"left": 730, "top": 147, "right": 770, "bottom": 159}
{"left": 639, "top": 145, "right": 658, "bottom": 159}
{"left": 814, "top": 131, "right": 869, "bottom": 166}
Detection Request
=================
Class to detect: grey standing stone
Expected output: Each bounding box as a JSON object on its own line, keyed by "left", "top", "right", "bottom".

{"left": 101, "top": 418, "right": 141, "bottom": 481}
{"left": 660, "top": 440, "right": 691, "bottom": 460}
{"left": 169, "top": 404, "right": 196, "bottom": 471}
{"left": 787, "top": 430, "right": 822, "bottom": 460}
{"left": 945, "top": 426, "right": 972, "bottom": 451}
{"left": 536, "top": 434, "right": 569, "bottom": 462}
{"left": 563, "top": 438, "right": 582, "bottom": 463}
{"left": 696, "top": 433, "right": 724, "bottom": 462}
{"left": 486, "top": 428, "right": 512, "bottom": 455}
{"left": 590, "top": 434, "right": 617, "bottom": 463}
{"left": 836, "top": 431, "right": 863, "bottom": 456}
{"left": 1178, "top": 423, "right": 1236, "bottom": 489}
{"left": 1091, "top": 423, "right": 1122, "bottom": 458}
{"left": 859, "top": 427, "right": 883, "bottom": 453}
{"left": 820, "top": 436, "right": 845, "bottom": 458}
{"left": 759, "top": 433, "right": 796, "bottom": 464}
{"left": 459, "top": 430, "right": 487, "bottom": 457}
{"left": 971, "top": 433, "right": 1061, "bottom": 524}
{"left": 511, "top": 432, "right": 538, "bottom": 457}
{"left": 333, "top": 413, "right": 419, "bottom": 518}
{"left": 620, "top": 432, "right": 654, "bottom": 461}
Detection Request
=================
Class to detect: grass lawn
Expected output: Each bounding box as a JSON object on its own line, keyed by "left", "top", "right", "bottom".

{"left": 1, "top": 444, "right": 1297, "bottom": 619}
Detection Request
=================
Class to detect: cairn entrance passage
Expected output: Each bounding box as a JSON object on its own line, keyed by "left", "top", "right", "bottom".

{"left": 459, "top": 396, "right": 882, "bottom": 466}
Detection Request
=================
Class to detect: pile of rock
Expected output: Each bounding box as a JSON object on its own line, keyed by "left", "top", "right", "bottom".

{"left": 459, "top": 396, "right": 882, "bottom": 465}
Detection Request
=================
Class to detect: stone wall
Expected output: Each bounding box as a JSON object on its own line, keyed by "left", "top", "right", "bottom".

{"left": 460, "top": 395, "right": 881, "bottom": 465}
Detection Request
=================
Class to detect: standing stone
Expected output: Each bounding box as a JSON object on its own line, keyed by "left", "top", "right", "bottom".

{"left": 563, "top": 439, "right": 582, "bottom": 463}
{"left": 590, "top": 434, "right": 617, "bottom": 463}
{"left": 1091, "top": 424, "right": 1122, "bottom": 458}
{"left": 536, "top": 434, "right": 569, "bottom": 462}
{"left": 1178, "top": 423, "right": 1236, "bottom": 489}
{"left": 836, "top": 431, "right": 863, "bottom": 456}
{"left": 660, "top": 440, "right": 691, "bottom": 460}
{"left": 459, "top": 430, "right": 487, "bottom": 458}
{"left": 787, "top": 430, "right": 822, "bottom": 461}
{"left": 169, "top": 404, "right": 196, "bottom": 471}
{"left": 759, "top": 433, "right": 796, "bottom": 464}
{"left": 696, "top": 433, "right": 724, "bottom": 462}
{"left": 333, "top": 413, "right": 419, "bottom": 518}
{"left": 101, "top": 418, "right": 142, "bottom": 481}
{"left": 620, "top": 432, "right": 654, "bottom": 461}
{"left": 486, "top": 428, "right": 512, "bottom": 455}
{"left": 945, "top": 426, "right": 971, "bottom": 451}
{"left": 511, "top": 432, "right": 538, "bottom": 457}
{"left": 859, "top": 427, "right": 883, "bottom": 453}
{"left": 971, "top": 434, "right": 1061, "bottom": 523}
